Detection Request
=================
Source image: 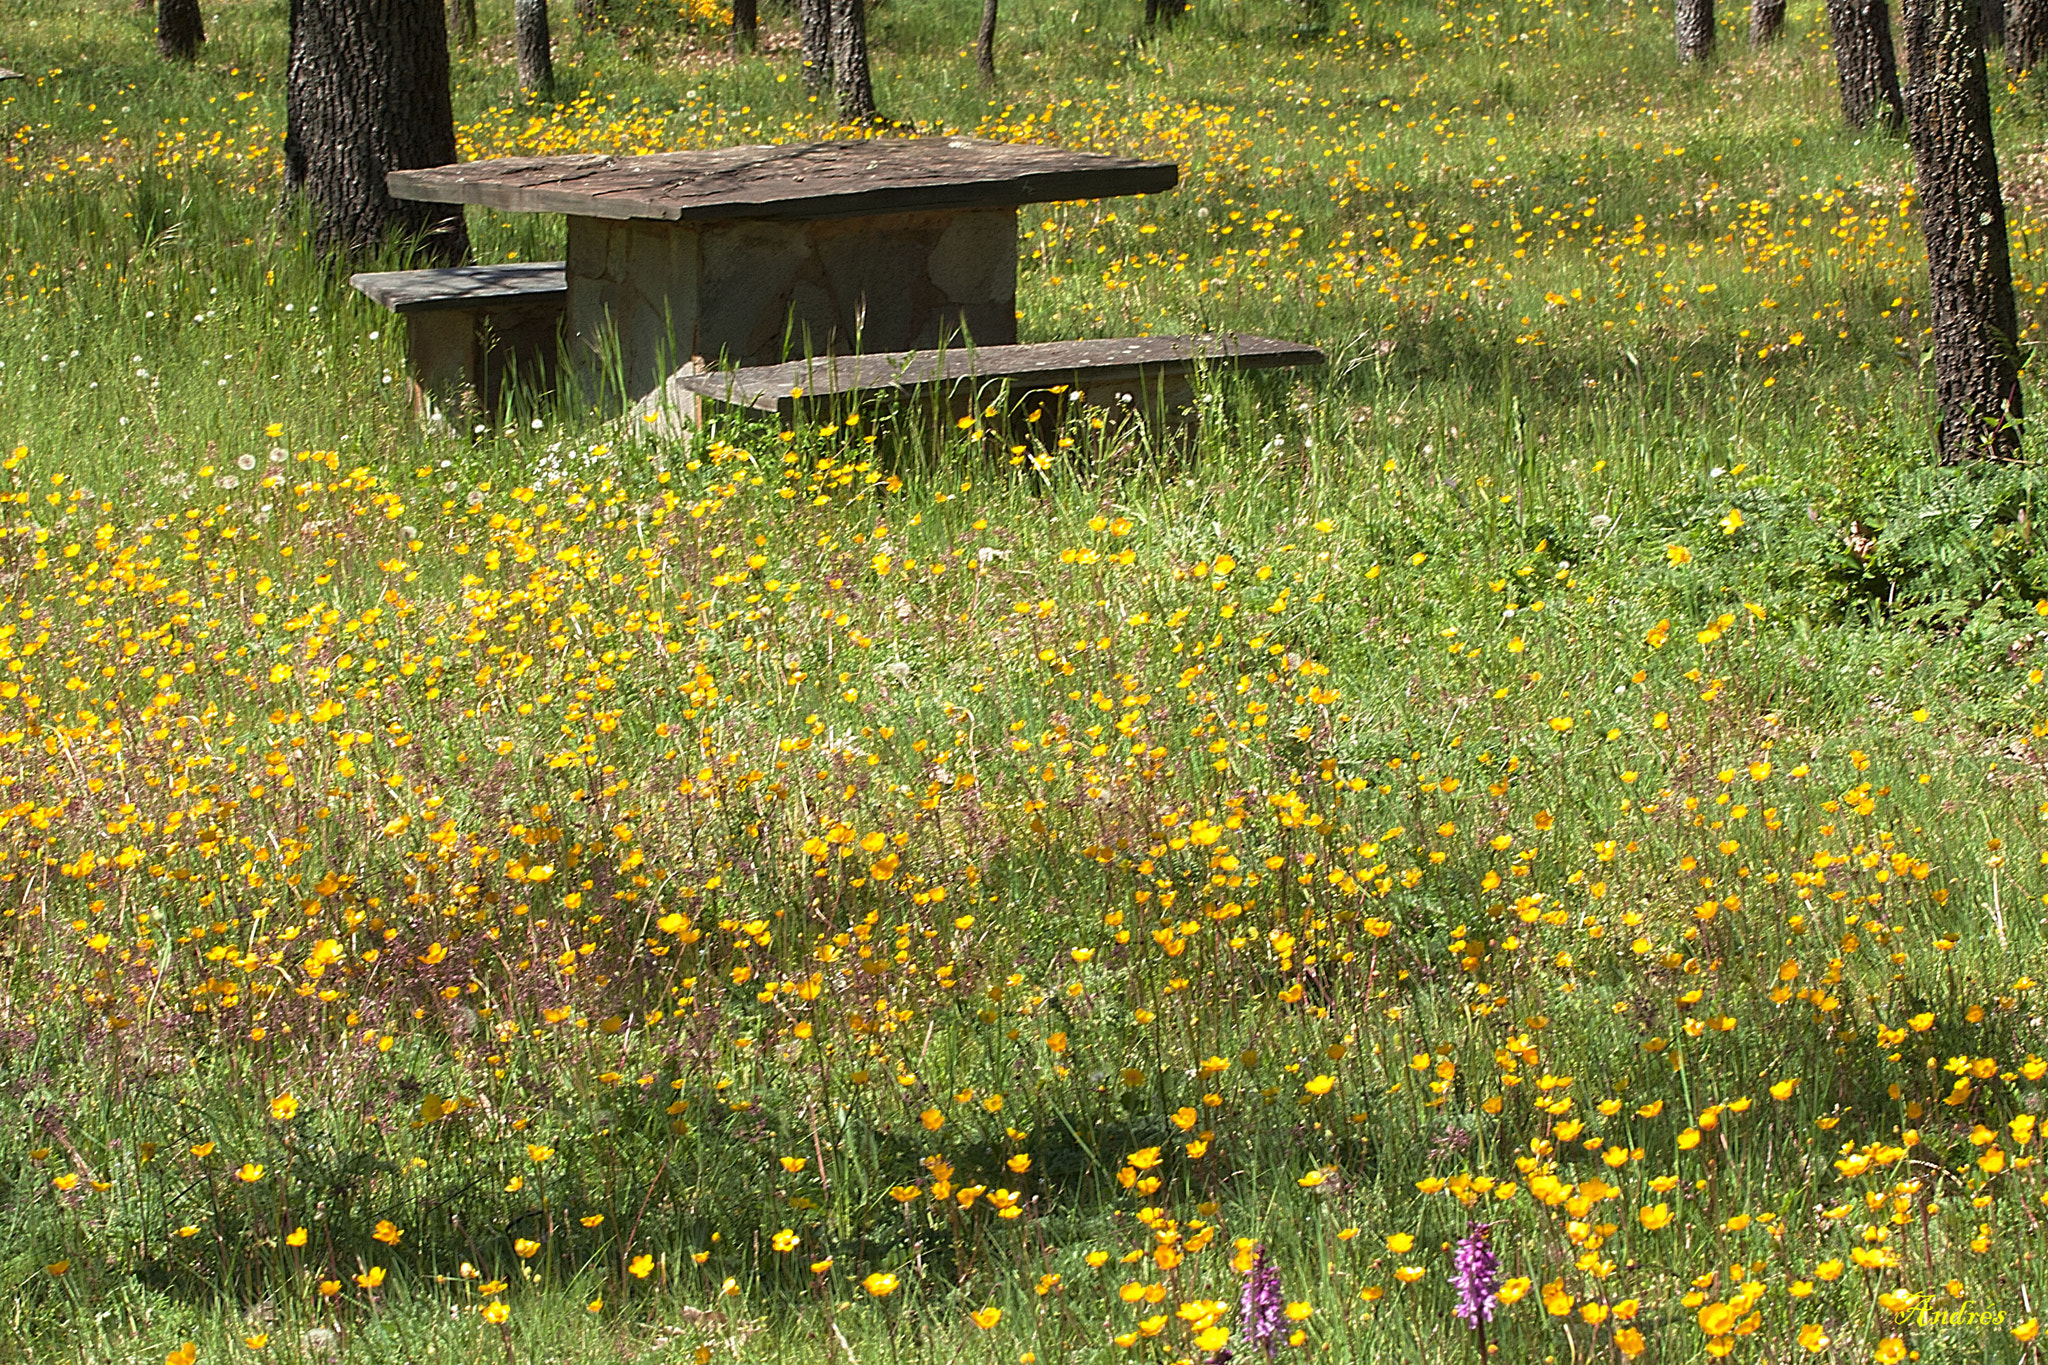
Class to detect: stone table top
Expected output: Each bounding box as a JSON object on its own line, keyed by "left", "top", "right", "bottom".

{"left": 387, "top": 137, "right": 1179, "bottom": 223}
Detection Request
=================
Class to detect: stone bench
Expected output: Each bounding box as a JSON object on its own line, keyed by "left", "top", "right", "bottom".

{"left": 349, "top": 262, "right": 567, "bottom": 424}
{"left": 647, "top": 333, "right": 1323, "bottom": 442}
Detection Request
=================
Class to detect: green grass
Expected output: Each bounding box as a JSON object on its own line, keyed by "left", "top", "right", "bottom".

{"left": 1, "top": 0, "right": 2047, "bottom": 1363}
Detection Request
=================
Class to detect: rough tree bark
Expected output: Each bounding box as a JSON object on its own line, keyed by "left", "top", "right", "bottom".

{"left": 799, "top": 0, "right": 831, "bottom": 91}
{"left": 515, "top": 0, "right": 554, "bottom": 92}
{"left": 448, "top": 0, "right": 478, "bottom": 47}
{"left": 2010, "top": 0, "right": 2045, "bottom": 68}
{"left": 1827, "top": 0, "right": 1907, "bottom": 128}
{"left": 731, "top": 0, "right": 759, "bottom": 50}
{"left": 1750, "top": 0, "right": 1786, "bottom": 44}
{"left": 157, "top": 0, "right": 204, "bottom": 61}
{"left": 1903, "top": 0, "right": 2024, "bottom": 459}
{"left": 284, "top": 0, "right": 470, "bottom": 265}
{"left": 1676, "top": 0, "right": 1715, "bottom": 59}
{"left": 830, "top": 0, "right": 877, "bottom": 121}
{"left": 976, "top": 0, "right": 997, "bottom": 80}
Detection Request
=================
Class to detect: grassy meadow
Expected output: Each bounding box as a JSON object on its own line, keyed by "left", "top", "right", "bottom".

{"left": 2, "top": 0, "right": 2047, "bottom": 1360}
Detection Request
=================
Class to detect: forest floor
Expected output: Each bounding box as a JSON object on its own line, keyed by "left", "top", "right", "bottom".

{"left": 1, "top": 0, "right": 2046, "bottom": 1360}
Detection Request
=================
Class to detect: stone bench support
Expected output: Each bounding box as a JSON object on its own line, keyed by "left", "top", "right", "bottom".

{"left": 349, "top": 262, "right": 567, "bottom": 424}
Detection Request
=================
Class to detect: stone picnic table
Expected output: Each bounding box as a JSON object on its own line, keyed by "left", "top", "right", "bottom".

{"left": 387, "top": 137, "right": 1179, "bottom": 407}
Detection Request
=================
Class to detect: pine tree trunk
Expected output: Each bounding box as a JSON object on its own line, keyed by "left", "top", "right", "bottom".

{"left": 285, "top": 0, "right": 470, "bottom": 265}
{"left": 1750, "top": 0, "right": 1786, "bottom": 44}
{"left": 1827, "top": 0, "right": 1907, "bottom": 128}
{"left": 157, "top": 0, "right": 204, "bottom": 62}
{"left": 1903, "top": 0, "right": 2024, "bottom": 460}
{"left": 1983, "top": 0, "right": 2007, "bottom": 44}
{"left": 2010, "top": 0, "right": 2045, "bottom": 67}
{"left": 285, "top": 0, "right": 306, "bottom": 193}
{"left": 830, "top": 0, "right": 877, "bottom": 121}
{"left": 731, "top": 0, "right": 759, "bottom": 50}
{"left": 976, "top": 0, "right": 997, "bottom": 80}
{"left": 449, "top": 0, "right": 477, "bottom": 47}
{"left": 799, "top": 0, "right": 831, "bottom": 91}
{"left": 1676, "top": 0, "right": 1715, "bottom": 59}
{"left": 515, "top": 0, "right": 554, "bottom": 92}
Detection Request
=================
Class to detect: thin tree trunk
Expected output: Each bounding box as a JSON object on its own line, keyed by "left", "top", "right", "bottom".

{"left": 800, "top": 0, "right": 831, "bottom": 91}
{"left": 515, "top": 0, "right": 554, "bottom": 92}
{"left": 732, "top": 0, "right": 759, "bottom": 50}
{"left": 1983, "top": 0, "right": 2007, "bottom": 44}
{"left": 157, "top": 0, "right": 204, "bottom": 62}
{"left": 1828, "top": 0, "right": 1907, "bottom": 128}
{"left": 1903, "top": 0, "right": 2024, "bottom": 460}
{"left": 1143, "top": 0, "right": 1186, "bottom": 28}
{"left": 285, "top": 0, "right": 470, "bottom": 265}
{"left": 976, "top": 0, "right": 997, "bottom": 80}
{"left": 1750, "top": 0, "right": 1787, "bottom": 44}
{"left": 2010, "top": 0, "right": 2045, "bottom": 67}
{"left": 1676, "top": 0, "right": 1715, "bottom": 60}
{"left": 576, "top": 0, "right": 607, "bottom": 32}
{"left": 830, "top": 0, "right": 877, "bottom": 121}
{"left": 449, "top": 0, "right": 478, "bottom": 47}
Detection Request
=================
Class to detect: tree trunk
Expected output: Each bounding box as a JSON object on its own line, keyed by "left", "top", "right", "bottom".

{"left": 448, "top": 0, "right": 478, "bottom": 46}
{"left": 1676, "top": 0, "right": 1715, "bottom": 59}
{"left": 2010, "top": 0, "right": 2045, "bottom": 67}
{"left": 515, "top": 0, "right": 554, "bottom": 92}
{"left": 1143, "top": 0, "right": 1186, "bottom": 28}
{"left": 732, "top": 0, "right": 759, "bottom": 50}
{"left": 799, "top": 0, "right": 831, "bottom": 91}
{"left": 576, "top": 0, "right": 607, "bottom": 32}
{"left": 284, "top": 0, "right": 470, "bottom": 265}
{"left": 1903, "top": 0, "right": 2024, "bottom": 460}
{"left": 1827, "top": 0, "right": 1907, "bottom": 128}
{"left": 1750, "top": 0, "right": 1786, "bottom": 44}
{"left": 830, "top": 0, "right": 876, "bottom": 121}
{"left": 976, "top": 0, "right": 997, "bottom": 80}
{"left": 1983, "top": 0, "right": 2007, "bottom": 44}
{"left": 157, "top": 0, "right": 204, "bottom": 61}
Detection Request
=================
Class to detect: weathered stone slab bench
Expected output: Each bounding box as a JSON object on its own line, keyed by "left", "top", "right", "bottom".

{"left": 349, "top": 262, "right": 567, "bottom": 423}
{"left": 648, "top": 332, "right": 1323, "bottom": 441}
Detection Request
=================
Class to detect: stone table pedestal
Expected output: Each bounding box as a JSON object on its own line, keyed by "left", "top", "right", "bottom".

{"left": 565, "top": 205, "right": 1017, "bottom": 408}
